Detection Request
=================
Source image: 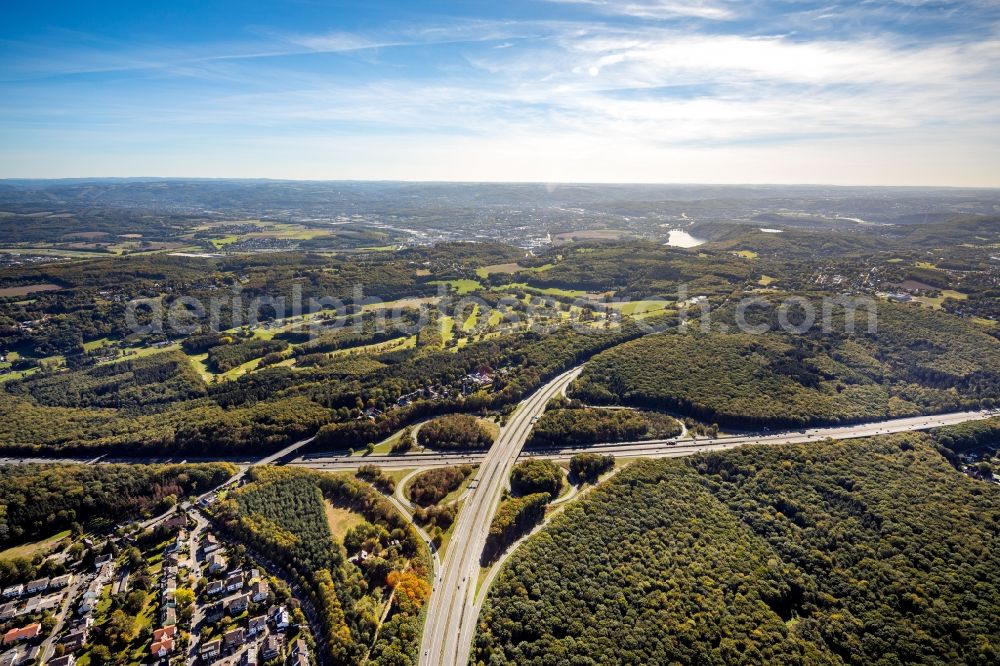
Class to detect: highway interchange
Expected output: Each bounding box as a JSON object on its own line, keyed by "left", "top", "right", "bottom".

{"left": 2, "top": 366, "right": 995, "bottom": 666}
{"left": 417, "top": 366, "right": 583, "bottom": 666}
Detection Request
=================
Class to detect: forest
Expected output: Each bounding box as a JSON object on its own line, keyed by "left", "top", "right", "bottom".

{"left": 931, "top": 416, "right": 1000, "bottom": 471}
{"left": 484, "top": 493, "right": 550, "bottom": 563}
{"left": 207, "top": 338, "right": 288, "bottom": 372}
{"left": 0, "top": 462, "right": 235, "bottom": 548}
{"left": 3, "top": 232, "right": 999, "bottom": 459}
{"left": 1, "top": 310, "right": 642, "bottom": 456}
{"left": 568, "top": 453, "right": 615, "bottom": 482}
{"left": 526, "top": 403, "right": 682, "bottom": 448}
{"left": 4, "top": 350, "right": 206, "bottom": 409}
{"left": 509, "top": 460, "right": 563, "bottom": 498}
{"left": 311, "top": 322, "right": 643, "bottom": 452}
{"left": 491, "top": 241, "right": 754, "bottom": 298}
{"left": 212, "top": 466, "right": 430, "bottom": 666}
{"left": 570, "top": 303, "right": 1000, "bottom": 427}
{"left": 474, "top": 435, "right": 1000, "bottom": 665}
{"left": 416, "top": 415, "right": 495, "bottom": 451}
{"left": 406, "top": 465, "right": 473, "bottom": 507}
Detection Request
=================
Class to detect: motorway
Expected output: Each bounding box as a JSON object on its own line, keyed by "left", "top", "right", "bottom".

{"left": 291, "top": 408, "right": 994, "bottom": 472}
{"left": 136, "top": 433, "right": 318, "bottom": 531}
{"left": 1, "top": 383, "right": 994, "bottom": 666}
{"left": 418, "top": 366, "right": 583, "bottom": 666}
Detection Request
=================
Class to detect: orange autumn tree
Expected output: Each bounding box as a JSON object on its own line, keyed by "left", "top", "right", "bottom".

{"left": 387, "top": 570, "right": 431, "bottom": 607}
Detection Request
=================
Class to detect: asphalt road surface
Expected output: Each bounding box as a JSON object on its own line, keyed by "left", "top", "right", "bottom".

{"left": 291, "top": 408, "right": 994, "bottom": 472}
{"left": 418, "top": 365, "right": 583, "bottom": 666}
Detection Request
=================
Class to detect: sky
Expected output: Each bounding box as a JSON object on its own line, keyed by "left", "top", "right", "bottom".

{"left": 1, "top": 0, "right": 999, "bottom": 185}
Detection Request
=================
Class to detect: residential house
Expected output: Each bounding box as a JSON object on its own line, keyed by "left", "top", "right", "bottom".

{"left": 224, "top": 574, "right": 243, "bottom": 594}
{"left": 250, "top": 581, "right": 269, "bottom": 604}
{"left": 59, "top": 630, "right": 87, "bottom": 653}
{"left": 270, "top": 606, "right": 289, "bottom": 630}
{"left": 0, "top": 602, "right": 17, "bottom": 622}
{"left": 95, "top": 563, "right": 114, "bottom": 584}
{"left": 207, "top": 554, "right": 227, "bottom": 574}
{"left": 78, "top": 582, "right": 102, "bottom": 615}
{"left": 93, "top": 554, "right": 113, "bottom": 569}
{"left": 240, "top": 649, "right": 258, "bottom": 666}
{"left": 48, "top": 655, "right": 75, "bottom": 666}
{"left": 152, "top": 626, "right": 177, "bottom": 643}
{"left": 260, "top": 636, "right": 281, "bottom": 661}
{"left": 48, "top": 575, "right": 72, "bottom": 589}
{"left": 150, "top": 638, "right": 174, "bottom": 659}
{"left": 2, "top": 624, "right": 40, "bottom": 647}
{"left": 226, "top": 595, "right": 250, "bottom": 615}
{"left": 287, "top": 653, "right": 308, "bottom": 666}
{"left": 23, "top": 580, "right": 47, "bottom": 596}
{"left": 206, "top": 581, "right": 224, "bottom": 596}
{"left": 161, "top": 514, "right": 187, "bottom": 531}
{"left": 203, "top": 535, "right": 222, "bottom": 555}
{"left": 1, "top": 586, "right": 23, "bottom": 599}
{"left": 35, "top": 596, "right": 61, "bottom": 613}
{"left": 0, "top": 648, "right": 18, "bottom": 666}
{"left": 290, "top": 639, "right": 307, "bottom": 658}
{"left": 223, "top": 628, "right": 245, "bottom": 652}
{"left": 205, "top": 602, "right": 224, "bottom": 623}
{"left": 69, "top": 617, "right": 93, "bottom": 634}
{"left": 247, "top": 616, "right": 266, "bottom": 637}
{"left": 200, "top": 639, "right": 222, "bottom": 662}
{"left": 16, "top": 646, "right": 38, "bottom": 666}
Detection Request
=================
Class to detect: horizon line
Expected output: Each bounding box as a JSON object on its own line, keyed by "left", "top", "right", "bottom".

{"left": 2, "top": 176, "right": 999, "bottom": 190}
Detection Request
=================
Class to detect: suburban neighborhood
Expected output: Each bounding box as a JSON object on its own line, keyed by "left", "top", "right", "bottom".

{"left": 1, "top": 504, "right": 316, "bottom": 666}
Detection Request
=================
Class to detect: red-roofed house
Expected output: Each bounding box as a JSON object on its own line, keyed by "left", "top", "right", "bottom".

{"left": 152, "top": 626, "right": 177, "bottom": 643}
{"left": 151, "top": 638, "right": 174, "bottom": 658}
{"left": 2, "top": 623, "right": 41, "bottom": 646}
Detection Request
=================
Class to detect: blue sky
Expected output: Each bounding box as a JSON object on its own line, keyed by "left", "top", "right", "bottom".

{"left": 1, "top": 0, "right": 999, "bottom": 185}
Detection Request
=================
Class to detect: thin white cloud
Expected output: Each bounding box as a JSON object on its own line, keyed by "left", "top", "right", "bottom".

{"left": 547, "top": 0, "right": 736, "bottom": 20}
{"left": 1, "top": 3, "right": 999, "bottom": 184}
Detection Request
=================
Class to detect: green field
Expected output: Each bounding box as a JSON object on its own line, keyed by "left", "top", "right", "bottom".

{"left": 430, "top": 279, "right": 482, "bottom": 294}
{"left": 0, "top": 529, "right": 71, "bottom": 560}
{"left": 914, "top": 289, "right": 967, "bottom": 310}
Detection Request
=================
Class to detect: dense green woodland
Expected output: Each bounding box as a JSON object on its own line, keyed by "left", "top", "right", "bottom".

{"left": 213, "top": 467, "right": 430, "bottom": 666}
{"left": 0, "top": 322, "right": 640, "bottom": 456}
{"left": 475, "top": 436, "right": 1000, "bottom": 665}
{"left": 3, "top": 234, "right": 999, "bottom": 456}
{"left": 933, "top": 416, "right": 1000, "bottom": 454}
{"left": 0, "top": 462, "right": 235, "bottom": 549}
{"left": 526, "top": 403, "right": 682, "bottom": 448}
{"left": 509, "top": 459, "right": 563, "bottom": 498}
{"left": 416, "top": 414, "right": 494, "bottom": 451}
{"left": 0, "top": 244, "right": 517, "bottom": 357}
{"left": 484, "top": 493, "right": 549, "bottom": 563}
{"left": 309, "top": 324, "right": 643, "bottom": 452}
{"left": 568, "top": 453, "right": 615, "bottom": 482}
{"left": 406, "top": 465, "right": 473, "bottom": 507}
{"left": 4, "top": 350, "right": 205, "bottom": 408}
{"left": 571, "top": 302, "right": 1000, "bottom": 427}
